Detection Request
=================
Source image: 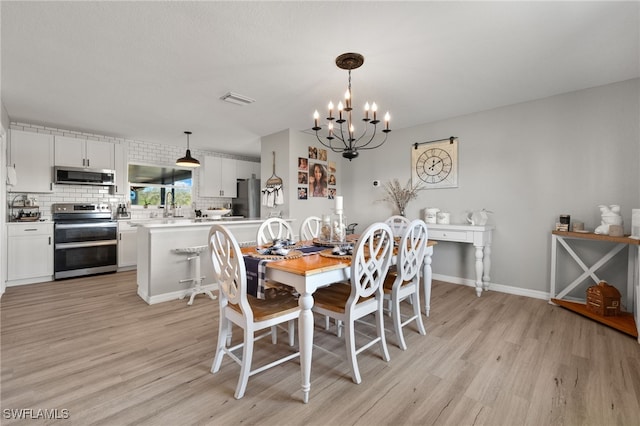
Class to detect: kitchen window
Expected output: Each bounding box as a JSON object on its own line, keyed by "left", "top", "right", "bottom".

{"left": 128, "top": 163, "right": 192, "bottom": 207}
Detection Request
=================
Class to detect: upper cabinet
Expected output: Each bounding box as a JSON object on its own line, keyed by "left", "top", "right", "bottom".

{"left": 200, "top": 156, "right": 237, "bottom": 198}
{"left": 236, "top": 160, "right": 261, "bottom": 180}
{"left": 113, "top": 143, "right": 128, "bottom": 196}
{"left": 9, "top": 129, "right": 54, "bottom": 193}
{"left": 54, "top": 135, "right": 114, "bottom": 170}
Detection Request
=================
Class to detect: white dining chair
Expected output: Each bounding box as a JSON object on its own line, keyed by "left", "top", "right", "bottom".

{"left": 385, "top": 215, "right": 411, "bottom": 238}
{"left": 208, "top": 224, "right": 300, "bottom": 399}
{"left": 382, "top": 219, "right": 428, "bottom": 350}
{"left": 311, "top": 222, "right": 394, "bottom": 384}
{"left": 256, "top": 217, "right": 294, "bottom": 246}
{"left": 299, "top": 216, "right": 321, "bottom": 241}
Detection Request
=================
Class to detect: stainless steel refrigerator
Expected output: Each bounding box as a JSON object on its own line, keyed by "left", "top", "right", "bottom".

{"left": 233, "top": 177, "right": 261, "bottom": 218}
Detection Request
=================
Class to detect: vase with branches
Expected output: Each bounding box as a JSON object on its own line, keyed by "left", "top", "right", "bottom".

{"left": 379, "top": 178, "right": 423, "bottom": 216}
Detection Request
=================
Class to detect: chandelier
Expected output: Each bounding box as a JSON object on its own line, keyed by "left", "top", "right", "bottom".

{"left": 312, "top": 52, "right": 390, "bottom": 161}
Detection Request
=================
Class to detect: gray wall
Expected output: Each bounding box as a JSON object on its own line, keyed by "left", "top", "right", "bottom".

{"left": 339, "top": 79, "right": 640, "bottom": 296}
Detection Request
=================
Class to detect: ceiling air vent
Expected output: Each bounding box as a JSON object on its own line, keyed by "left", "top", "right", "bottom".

{"left": 220, "top": 92, "right": 255, "bottom": 106}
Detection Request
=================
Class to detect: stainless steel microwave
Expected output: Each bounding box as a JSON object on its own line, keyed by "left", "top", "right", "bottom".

{"left": 54, "top": 166, "right": 116, "bottom": 186}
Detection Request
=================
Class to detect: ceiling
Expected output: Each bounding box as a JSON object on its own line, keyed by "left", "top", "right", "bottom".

{"left": 2, "top": 1, "right": 638, "bottom": 157}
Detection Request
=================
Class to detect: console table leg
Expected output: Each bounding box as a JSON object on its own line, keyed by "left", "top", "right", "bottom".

{"left": 483, "top": 245, "right": 492, "bottom": 291}
{"left": 474, "top": 245, "right": 484, "bottom": 297}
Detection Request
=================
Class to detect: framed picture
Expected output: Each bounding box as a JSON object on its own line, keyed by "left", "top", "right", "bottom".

{"left": 298, "top": 187, "right": 308, "bottom": 200}
{"left": 411, "top": 137, "right": 458, "bottom": 189}
{"left": 298, "top": 157, "right": 308, "bottom": 171}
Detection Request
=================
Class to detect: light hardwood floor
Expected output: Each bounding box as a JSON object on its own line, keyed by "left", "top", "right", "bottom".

{"left": 1, "top": 271, "right": 639, "bottom": 425}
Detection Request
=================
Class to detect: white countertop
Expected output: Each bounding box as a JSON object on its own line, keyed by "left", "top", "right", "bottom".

{"left": 129, "top": 217, "right": 266, "bottom": 228}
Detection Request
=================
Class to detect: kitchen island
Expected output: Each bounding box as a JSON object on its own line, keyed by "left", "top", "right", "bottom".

{"left": 135, "top": 218, "right": 294, "bottom": 304}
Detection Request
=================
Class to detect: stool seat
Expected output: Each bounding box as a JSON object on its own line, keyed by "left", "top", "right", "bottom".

{"left": 175, "top": 245, "right": 216, "bottom": 306}
{"left": 175, "top": 245, "right": 208, "bottom": 254}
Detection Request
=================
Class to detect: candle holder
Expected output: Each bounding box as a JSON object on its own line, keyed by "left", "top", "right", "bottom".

{"left": 331, "top": 212, "right": 346, "bottom": 243}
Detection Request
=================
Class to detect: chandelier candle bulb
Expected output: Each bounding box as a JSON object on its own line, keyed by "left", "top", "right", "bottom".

{"left": 384, "top": 112, "right": 390, "bottom": 131}
{"left": 313, "top": 111, "right": 319, "bottom": 129}
{"left": 328, "top": 102, "right": 334, "bottom": 119}
{"left": 364, "top": 102, "right": 370, "bottom": 120}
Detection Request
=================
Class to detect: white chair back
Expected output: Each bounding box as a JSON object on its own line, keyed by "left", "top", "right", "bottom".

{"left": 299, "top": 216, "right": 321, "bottom": 240}
{"left": 349, "top": 222, "right": 394, "bottom": 303}
{"left": 385, "top": 215, "right": 411, "bottom": 238}
{"left": 397, "top": 219, "right": 429, "bottom": 283}
{"left": 256, "top": 218, "right": 294, "bottom": 246}
{"left": 208, "top": 224, "right": 253, "bottom": 321}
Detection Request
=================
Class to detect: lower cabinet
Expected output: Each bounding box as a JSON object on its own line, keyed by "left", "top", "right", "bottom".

{"left": 118, "top": 222, "right": 137, "bottom": 269}
{"left": 7, "top": 222, "right": 54, "bottom": 285}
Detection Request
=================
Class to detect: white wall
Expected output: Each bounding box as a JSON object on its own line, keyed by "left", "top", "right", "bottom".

{"left": 341, "top": 79, "right": 640, "bottom": 295}
{"left": 260, "top": 128, "right": 345, "bottom": 236}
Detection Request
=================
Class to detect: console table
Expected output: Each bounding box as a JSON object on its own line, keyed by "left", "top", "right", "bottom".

{"left": 549, "top": 230, "right": 639, "bottom": 342}
{"left": 427, "top": 223, "right": 494, "bottom": 297}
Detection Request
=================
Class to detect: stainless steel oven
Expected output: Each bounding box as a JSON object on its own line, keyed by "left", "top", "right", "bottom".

{"left": 53, "top": 203, "right": 118, "bottom": 279}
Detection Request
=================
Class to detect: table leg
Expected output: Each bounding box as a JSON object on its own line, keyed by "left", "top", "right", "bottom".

{"left": 482, "top": 244, "right": 491, "bottom": 291}
{"left": 474, "top": 245, "right": 484, "bottom": 297}
{"left": 423, "top": 246, "right": 433, "bottom": 316}
{"left": 297, "top": 290, "right": 314, "bottom": 403}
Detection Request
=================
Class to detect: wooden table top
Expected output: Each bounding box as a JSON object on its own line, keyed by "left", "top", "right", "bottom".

{"left": 241, "top": 239, "right": 437, "bottom": 277}
{"left": 552, "top": 230, "right": 640, "bottom": 245}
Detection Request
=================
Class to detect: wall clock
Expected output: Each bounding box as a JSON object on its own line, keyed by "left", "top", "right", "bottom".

{"left": 411, "top": 137, "right": 458, "bottom": 189}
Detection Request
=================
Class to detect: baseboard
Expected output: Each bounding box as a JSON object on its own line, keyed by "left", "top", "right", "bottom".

{"left": 432, "top": 274, "right": 549, "bottom": 300}
{"left": 141, "top": 283, "right": 219, "bottom": 305}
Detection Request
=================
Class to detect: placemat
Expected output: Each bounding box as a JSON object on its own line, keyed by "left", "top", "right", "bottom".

{"left": 246, "top": 249, "right": 303, "bottom": 260}
{"left": 319, "top": 248, "right": 352, "bottom": 260}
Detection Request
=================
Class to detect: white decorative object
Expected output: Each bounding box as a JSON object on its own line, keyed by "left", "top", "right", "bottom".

{"left": 424, "top": 208, "right": 440, "bottom": 224}
{"left": 594, "top": 204, "right": 623, "bottom": 235}
{"left": 436, "top": 211, "right": 450, "bottom": 224}
{"left": 335, "top": 196, "right": 343, "bottom": 213}
{"left": 467, "top": 209, "right": 491, "bottom": 226}
{"left": 631, "top": 209, "right": 640, "bottom": 239}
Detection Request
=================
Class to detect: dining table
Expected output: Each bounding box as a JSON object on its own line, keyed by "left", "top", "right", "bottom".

{"left": 241, "top": 237, "right": 436, "bottom": 403}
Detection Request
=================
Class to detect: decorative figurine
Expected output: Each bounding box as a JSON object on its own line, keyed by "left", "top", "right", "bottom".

{"left": 594, "top": 204, "right": 622, "bottom": 235}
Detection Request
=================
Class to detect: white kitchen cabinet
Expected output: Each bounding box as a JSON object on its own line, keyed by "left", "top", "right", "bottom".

{"left": 118, "top": 221, "right": 137, "bottom": 269}
{"left": 114, "top": 143, "right": 128, "bottom": 196}
{"left": 55, "top": 135, "right": 114, "bottom": 169}
{"left": 7, "top": 222, "right": 54, "bottom": 285}
{"left": 200, "top": 156, "right": 237, "bottom": 198}
{"left": 236, "top": 160, "right": 260, "bottom": 180}
{"left": 9, "top": 130, "right": 54, "bottom": 193}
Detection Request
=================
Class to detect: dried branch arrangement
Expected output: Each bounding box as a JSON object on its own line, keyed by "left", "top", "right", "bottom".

{"left": 380, "top": 178, "right": 423, "bottom": 215}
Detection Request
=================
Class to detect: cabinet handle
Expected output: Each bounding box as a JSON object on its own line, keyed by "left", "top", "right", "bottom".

{"left": 24, "top": 228, "right": 37, "bottom": 231}
{"left": 119, "top": 233, "right": 122, "bottom": 241}
{"left": 87, "top": 159, "right": 90, "bottom": 167}
{"left": 49, "top": 236, "right": 51, "bottom": 245}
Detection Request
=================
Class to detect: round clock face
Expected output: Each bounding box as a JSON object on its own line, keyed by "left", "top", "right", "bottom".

{"left": 416, "top": 148, "right": 453, "bottom": 184}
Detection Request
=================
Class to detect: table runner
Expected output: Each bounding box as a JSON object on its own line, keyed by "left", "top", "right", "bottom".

{"left": 244, "top": 245, "right": 326, "bottom": 298}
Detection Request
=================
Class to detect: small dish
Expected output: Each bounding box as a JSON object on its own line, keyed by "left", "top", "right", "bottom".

{"left": 573, "top": 229, "right": 590, "bottom": 233}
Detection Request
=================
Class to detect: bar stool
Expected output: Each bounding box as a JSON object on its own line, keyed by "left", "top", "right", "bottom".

{"left": 175, "top": 245, "right": 216, "bottom": 306}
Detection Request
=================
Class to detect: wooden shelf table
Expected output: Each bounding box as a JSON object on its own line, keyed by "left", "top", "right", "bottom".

{"left": 549, "top": 230, "right": 640, "bottom": 342}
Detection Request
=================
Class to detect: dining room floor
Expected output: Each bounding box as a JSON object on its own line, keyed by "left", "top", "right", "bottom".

{"left": 1, "top": 270, "right": 639, "bottom": 425}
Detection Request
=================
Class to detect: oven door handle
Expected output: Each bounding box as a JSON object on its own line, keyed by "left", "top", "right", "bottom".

{"left": 55, "top": 222, "right": 117, "bottom": 230}
{"left": 55, "top": 240, "right": 118, "bottom": 249}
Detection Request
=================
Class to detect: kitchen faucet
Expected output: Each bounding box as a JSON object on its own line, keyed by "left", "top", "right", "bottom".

{"left": 164, "top": 192, "right": 174, "bottom": 218}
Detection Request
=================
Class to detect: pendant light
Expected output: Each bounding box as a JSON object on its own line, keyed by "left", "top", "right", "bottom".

{"left": 176, "top": 131, "right": 200, "bottom": 167}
